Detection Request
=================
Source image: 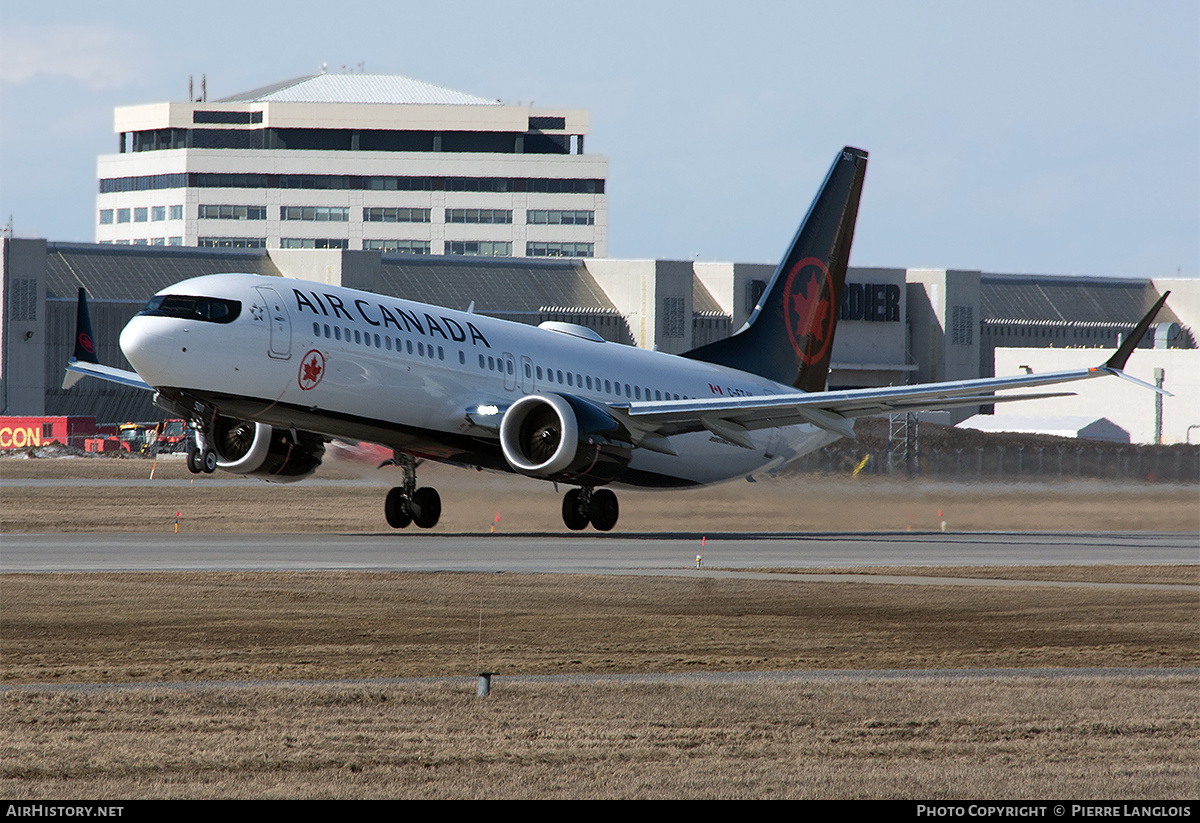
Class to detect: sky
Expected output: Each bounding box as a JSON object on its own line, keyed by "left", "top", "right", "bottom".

{"left": 1, "top": 0, "right": 1197, "bottom": 278}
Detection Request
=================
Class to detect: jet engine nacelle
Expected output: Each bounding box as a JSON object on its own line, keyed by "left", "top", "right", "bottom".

{"left": 499, "top": 394, "right": 633, "bottom": 485}
{"left": 210, "top": 416, "right": 325, "bottom": 483}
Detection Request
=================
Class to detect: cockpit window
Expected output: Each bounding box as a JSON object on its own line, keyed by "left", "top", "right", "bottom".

{"left": 138, "top": 294, "right": 241, "bottom": 324}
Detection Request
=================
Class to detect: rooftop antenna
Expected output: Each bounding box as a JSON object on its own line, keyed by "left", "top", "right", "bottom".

{"left": 201, "top": 74, "right": 207, "bottom": 102}
{"left": 320, "top": 62, "right": 328, "bottom": 74}
{"left": 189, "top": 76, "right": 193, "bottom": 101}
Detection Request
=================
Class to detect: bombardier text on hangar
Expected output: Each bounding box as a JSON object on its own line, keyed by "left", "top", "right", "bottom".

{"left": 63, "top": 148, "right": 1170, "bottom": 531}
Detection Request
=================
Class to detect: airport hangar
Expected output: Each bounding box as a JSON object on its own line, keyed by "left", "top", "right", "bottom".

{"left": 2, "top": 237, "right": 1196, "bottom": 444}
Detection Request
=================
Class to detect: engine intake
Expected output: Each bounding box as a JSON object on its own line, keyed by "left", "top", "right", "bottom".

{"left": 211, "top": 416, "right": 325, "bottom": 483}
{"left": 499, "top": 394, "right": 633, "bottom": 484}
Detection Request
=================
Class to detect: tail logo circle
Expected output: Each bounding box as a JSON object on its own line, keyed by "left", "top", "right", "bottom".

{"left": 783, "top": 257, "right": 835, "bottom": 366}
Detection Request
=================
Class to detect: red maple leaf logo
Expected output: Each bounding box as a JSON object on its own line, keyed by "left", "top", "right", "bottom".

{"left": 78, "top": 333, "right": 94, "bottom": 354}
{"left": 791, "top": 275, "right": 829, "bottom": 344}
{"left": 298, "top": 350, "right": 325, "bottom": 390}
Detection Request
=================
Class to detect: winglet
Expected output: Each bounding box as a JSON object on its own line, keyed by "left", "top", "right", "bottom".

{"left": 1105, "top": 291, "right": 1170, "bottom": 371}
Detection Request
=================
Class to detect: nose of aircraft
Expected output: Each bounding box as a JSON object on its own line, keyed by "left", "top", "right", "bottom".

{"left": 119, "top": 315, "right": 177, "bottom": 385}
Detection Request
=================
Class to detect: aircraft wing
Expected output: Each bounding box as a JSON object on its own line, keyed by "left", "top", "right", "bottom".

{"left": 614, "top": 293, "right": 1172, "bottom": 449}
{"left": 62, "top": 358, "right": 151, "bottom": 391}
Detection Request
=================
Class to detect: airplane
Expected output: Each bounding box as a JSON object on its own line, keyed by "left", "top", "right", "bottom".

{"left": 64, "top": 147, "right": 1170, "bottom": 531}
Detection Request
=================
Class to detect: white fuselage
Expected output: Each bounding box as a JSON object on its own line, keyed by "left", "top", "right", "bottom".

{"left": 120, "top": 273, "right": 839, "bottom": 487}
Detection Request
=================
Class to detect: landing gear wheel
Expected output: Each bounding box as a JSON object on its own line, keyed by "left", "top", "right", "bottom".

{"left": 186, "top": 447, "right": 202, "bottom": 474}
{"left": 202, "top": 449, "right": 218, "bottom": 473}
{"left": 562, "top": 489, "right": 589, "bottom": 531}
{"left": 410, "top": 487, "right": 441, "bottom": 529}
{"left": 589, "top": 489, "right": 619, "bottom": 532}
{"left": 385, "top": 487, "right": 412, "bottom": 529}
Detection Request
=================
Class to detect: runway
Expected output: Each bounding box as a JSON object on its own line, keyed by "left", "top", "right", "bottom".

{"left": 3, "top": 531, "right": 1196, "bottom": 589}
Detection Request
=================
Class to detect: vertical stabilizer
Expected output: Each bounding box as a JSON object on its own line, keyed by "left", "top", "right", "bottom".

{"left": 683, "top": 147, "right": 868, "bottom": 391}
{"left": 73, "top": 288, "right": 99, "bottom": 364}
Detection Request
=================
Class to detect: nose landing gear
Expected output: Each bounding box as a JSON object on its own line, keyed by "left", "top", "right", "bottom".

{"left": 384, "top": 452, "right": 441, "bottom": 529}
{"left": 562, "top": 486, "right": 619, "bottom": 532}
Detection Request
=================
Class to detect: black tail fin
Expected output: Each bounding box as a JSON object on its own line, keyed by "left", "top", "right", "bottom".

{"left": 73, "top": 287, "right": 99, "bottom": 364}
{"left": 683, "top": 147, "right": 868, "bottom": 392}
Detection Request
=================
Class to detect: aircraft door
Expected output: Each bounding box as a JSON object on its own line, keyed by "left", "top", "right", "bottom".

{"left": 519, "top": 355, "right": 534, "bottom": 394}
{"left": 255, "top": 286, "right": 292, "bottom": 360}
{"left": 503, "top": 352, "right": 517, "bottom": 392}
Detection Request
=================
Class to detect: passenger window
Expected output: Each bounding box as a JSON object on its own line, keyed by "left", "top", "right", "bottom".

{"left": 537, "top": 366, "right": 543, "bottom": 380}
{"left": 313, "top": 322, "right": 320, "bottom": 335}
{"left": 459, "top": 350, "right": 465, "bottom": 364}
{"left": 334, "top": 327, "right": 341, "bottom": 341}
{"left": 635, "top": 386, "right": 641, "bottom": 400}
{"left": 385, "top": 336, "right": 392, "bottom": 351}
{"left": 418, "top": 342, "right": 425, "bottom": 356}
{"left": 324, "top": 324, "right": 330, "bottom": 338}
{"left": 407, "top": 340, "right": 413, "bottom": 354}
{"left": 488, "top": 356, "right": 495, "bottom": 370}
{"left": 525, "top": 364, "right": 532, "bottom": 378}
{"left": 586, "top": 376, "right": 592, "bottom": 390}
{"left": 567, "top": 373, "right": 573, "bottom": 386}
{"left": 557, "top": 370, "right": 564, "bottom": 383}
{"left": 438, "top": 347, "right": 444, "bottom": 360}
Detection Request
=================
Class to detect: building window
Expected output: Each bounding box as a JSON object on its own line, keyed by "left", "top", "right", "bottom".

{"left": 169, "top": 205, "right": 184, "bottom": 220}
{"left": 280, "top": 238, "right": 349, "bottom": 249}
{"left": 364, "top": 207, "right": 431, "bottom": 223}
{"left": 527, "top": 210, "right": 594, "bottom": 225}
{"left": 281, "top": 206, "right": 349, "bottom": 221}
{"left": 152, "top": 206, "right": 166, "bottom": 221}
{"left": 151, "top": 238, "right": 166, "bottom": 246}
{"left": 445, "top": 209, "right": 512, "bottom": 224}
{"left": 199, "top": 205, "right": 267, "bottom": 220}
{"left": 662, "top": 297, "right": 685, "bottom": 338}
{"left": 168, "top": 237, "right": 183, "bottom": 245}
{"left": 99, "top": 209, "right": 114, "bottom": 225}
{"left": 363, "top": 240, "right": 431, "bottom": 254}
{"left": 444, "top": 178, "right": 512, "bottom": 193}
{"left": 117, "top": 209, "right": 131, "bottom": 224}
{"left": 951, "top": 305, "right": 974, "bottom": 346}
{"left": 526, "top": 242, "right": 594, "bottom": 258}
{"left": 134, "top": 208, "right": 148, "bottom": 223}
{"left": 198, "top": 237, "right": 267, "bottom": 248}
{"left": 445, "top": 240, "right": 511, "bottom": 257}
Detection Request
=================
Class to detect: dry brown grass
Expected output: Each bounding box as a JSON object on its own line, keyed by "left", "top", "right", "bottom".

{"left": 3, "top": 571, "right": 1196, "bottom": 684}
{"left": 3, "top": 677, "right": 1197, "bottom": 799}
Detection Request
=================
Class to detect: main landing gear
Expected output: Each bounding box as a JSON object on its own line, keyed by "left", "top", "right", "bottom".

{"left": 185, "top": 428, "right": 217, "bottom": 474}
{"left": 562, "top": 486, "right": 619, "bottom": 532}
{"left": 385, "top": 452, "right": 441, "bottom": 529}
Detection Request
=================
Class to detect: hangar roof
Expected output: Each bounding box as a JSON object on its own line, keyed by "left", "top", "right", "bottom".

{"left": 980, "top": 274, "right": 1178, "bottom": 325}
{"left": 216, "top": 74, "right": 499, "bottom": 107}
{"left": 379, "top": 255, "right": 616, "bottom": 314}
{"left": 44, "top": 244, "right": 283, "bottom": 303}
